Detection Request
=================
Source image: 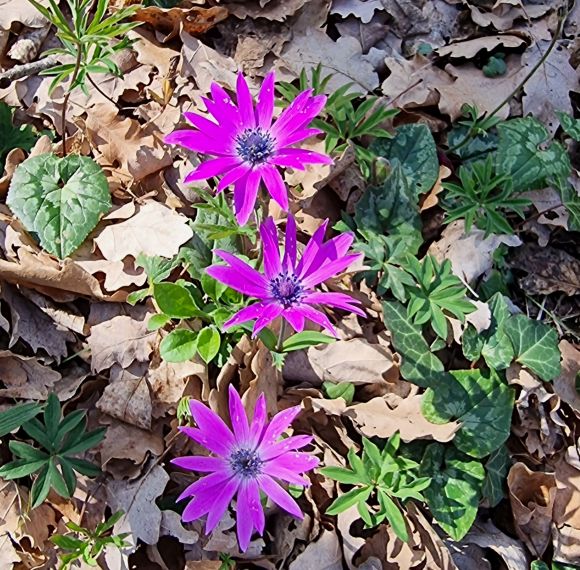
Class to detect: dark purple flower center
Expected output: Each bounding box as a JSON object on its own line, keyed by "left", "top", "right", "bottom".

{"left": 270, "top": 273, "right": 304, "bottom": 309}
{"left": 235, "top": 128, "right": 275, "bottom": 166}
{"left": 230, "top": 448, "right": 263, "bottom": 478}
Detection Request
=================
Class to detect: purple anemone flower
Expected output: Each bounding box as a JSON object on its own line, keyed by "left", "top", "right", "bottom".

{"left": 164, "top": 71, "right": 332, "bottom": 225}
{"left": 206, "top": 216, "right": 364, "bottom": 337}
{"left": 172, "top": 385, "right": 318, "bottom": 552}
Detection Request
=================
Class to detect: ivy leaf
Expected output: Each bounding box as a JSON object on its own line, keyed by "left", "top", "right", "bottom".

{"left": 482, "top": 445, "right": 510, "bottom": 507}
{"left": 503, "top": 314, "right": 561, "bottom": 381}
{"left": 371, "top": 123, "right": 439, "bottom": 197}
{"left": 496, "top": 117, "right": 570, "bottom": 192}
{"left": 0, "top": 102, "right": 38, "bottom": 171}
{"left": 420, "top": 444, "right": 485, "bottom": 541}
{"left": 382, "top": 301, "right": 445, "bottom": 387}
{"left": 7, "top": 153, "right": 111, "bottom": 259}
{"left": 422, "top": 368, "right": 515, "bottom": 458}
{"left": 159, "top": 329, "right": 198, "bottom": 362}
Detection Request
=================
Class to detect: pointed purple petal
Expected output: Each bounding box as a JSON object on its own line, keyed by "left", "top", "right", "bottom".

{"left": 236, "top": 481, "right": 254, "bottom": 552}
{"left": 205, "top": 477, "right": 240, "bottom": 533}
{"left": 283, "top": 215, "right": 297, "bottom": 271}
{"left": 270, "top": 154, "right": 306, "bottom": 171}
{"left": 276, "top": 148, "right": 333, "bottom": 165}
{"left": 256, "top": 71, "right": 275, "bottom": 129}
{"left": 268, "top": 451, "right": 320, "bottom": 473}
{"left": 236, "top": 73, "right": 255, "bottom": 129}
{"left": 164, "top": 130, "right": 231, "bottom": 156}
{"left": 293, "top": 305, "right": 337, "bottom": 337}
{"left": 223, "top": 303, "right": 272, "bottom": 330}
{"left": 303, "top": 292, "right": 365, "bottom": 316}
{"left": 229, "top": 385, "right": 250, "bottom": 444}
{"left": 270, "top": 90, "right": 314, "bottom": 138}
{"left": 182, "top": 401, "right": 235, "bottom": 455}
{"left": 259, "top": 217, "right": 282, "bottom": 280}
{"left": 261, "top": 435, "right": 314, "bottom": 460}
{"left": 295, "top": 220, "right": 329, "bottom": 277}
{"left": 171, "top": 456, "right": 225, "bottom": 472}
{"left": 252, "top": 303, "right": 284, "bottom": 337}
{"left": 247, "top": 479, "right": 265, "bottom": 534}
{"left": 259, "top": 475, "right": 303, "bottom": 519}
{"left": 282, "top": 308, "right": 305, "bottom": 333}
{"left": 217, "top": 164, "right": 250, "bottom": 191}
{"left": 183, "top": 111, "right": 228, "bottom": 141}
{"left": 249, "top": 394, "right": 268, "bottom": 448}
{"left": 301, "top": 254, "right": 363, "bottom": 288}
{"left": 262, "top": 463, "right": 309, "bottom": 486}
{"left": 177, "top": 470, "right": 232, "bottom": 503}
{"left": 234, "top": 168, "right": 261, "bottom": 225}
{"left": 184, "top": 156, "right": 241, "bottom": 183}
{"left": 208, "top": 249, "right": 269, "bottom": 296}
{"left": 276, "top": 128, "right": 323, "bottom": 147}
{"left": 261, "top": 165, "right": 288, "bottom": 211}
{"left": 260, "top": 406, "right": 301, "bottom": 447}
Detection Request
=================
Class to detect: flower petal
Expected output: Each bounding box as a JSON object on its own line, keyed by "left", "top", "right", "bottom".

{"left": 270, "top": 451, "right": 320, "bottom": 473}
{"left": 205, "top": 477, "right": 240, "bottom": 533}
{"left": 270, "top": 154, "right": 306, "bottom": 171}
{"left": 208, "top": 249, "right": 269, "bottom": 297}
{"left": 282, "top": 308, "right": 305, "bottom": 333}
{"left": 259, "top": 217, "right": 282, "bottom": 279}
{"left": 183, "top": 111, "right": 228, "bottom": 141}
{"left": 247, "top": 479, "right": 265, "bottom": 534}
{"left": 236, "top": 72, "right": 255, "bottom": 129}
{"left": 249, "top": 394, "right": 267, "bottom": 448}
{"left": 261, "top": 435, "right": 314, "bottom": 460}
{"left": 228, "top": 385, "right": 250, "bottom": 444}
{"left": 303, "top": 291, "right": 365, "bottom": 317}
{"left": 184, "top": 156, "right": 241, "bottom": 183}
{"left": 177, "top": 469, "right": 232, "bottom": 503}
{"left": 164, "top": 130, "right": 229, "bottom": 156}
{"left": 295, "top": 220, "right": 329, "bottom": 277}
{"left": 259, "top": 474, "right": 303, "bottom": 519}
{"left": 183, "top": 399, "right": 235, "bottom": 455}
{"left": 283, "top": 215, "right": 297, "bottom": 271}
{"left": 223, "top": 303, "right": 272, "bottom": 330}
{"left": 276, "top": 128, "right": 323, "bottom": 147}
{"left": 234, "top": 168, "right": 261, "bottom": 225}
{"left": 293, "top": 305, "right": 337, "bottom": 337}
{"left": 236, "top": 481, "right": 254, "bottom": 552}
{"left": 261, "top": 165, "right": 288, "bottom": 211}
{"left": 171, "top": 456, "right": 225, "bottom": 472}
{"left": 276, "top": 148, "right": 333, "bottom": 166}
{"left": 256, "top": 71, "right": 275, "bottom": 129}
{"left": 262, "top": 463, "right": 309, "bottom": 486}
{"left": 301, "top": 254, "right": 363, "bottom": 288}
{"left": 260, "top": 406, "right": 301, "bottom": 447}
{"left": 252, "top": 303, "right": 284, "bottom": 337}
{"left": 217, "top": 164, "right": 250, "bottom": 191}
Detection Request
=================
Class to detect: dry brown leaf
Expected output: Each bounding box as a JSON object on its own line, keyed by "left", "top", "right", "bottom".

{"left": 132, "top": 6, "right": 228, "bottom": 41}
{"left": 87, "top": 314, "right": 156, "bottom": 373}
{"left": 429, "top": 220, "right": 522, "bottom": 284}
{"left": 467, "top": 2, "right": 551, "bottom": 31}
{"left": 94, "top": 201, "right": 193, "bottom": 262}
{"left": 108, "top": 465, "right": 169, "bottom": 546}
{"left": 75, "top": 258, "right": 147, "bottom": 292}
{"left": 223, "top": 0, "right": 310, "bottom": 21}
{"left": 276, "top": 31, "right": 379, "bottom": 93}
{"left": 343, "top": 395, "right": 460, "bottom": 442}
{"left": 553, "top": 341, "right": 580, "bottom": 415}
{"left": 436, "top": 35, "right": 526, "bottom": 59}
{"left": 283, "top": 338, "right": 398, "bottom": 386}
{"left": 508, "top": 243, "right": 580, "bottom": 296}
{"left": 0, "top": 351, "right": 61, "bottom": 399}
{"left": 331, "top": 0, "right": 383, "bottom": 23}
{"left": 524, "top": 187, "right": 569, "bottom": 230}
{"left": 0, "top": 0, "right": 49, "bottom": 29}
{"left": 507, "top": 462, "right": 557, "bottom": 557}
{"left": 288, "top": 529, "right": 342, "bottom": 570}
{"left": 420, "top": 165, "right": 451, "bottom": 211}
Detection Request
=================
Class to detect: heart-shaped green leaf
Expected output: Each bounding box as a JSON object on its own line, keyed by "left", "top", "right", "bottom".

{"left": 197, "top": 326, "right": 220, "bottom": 363}
{"left": 160, "top": 329, "right": 198, "bottom": 362}
{"left": 7, "top": 153, "right": 111, "bottom": 259}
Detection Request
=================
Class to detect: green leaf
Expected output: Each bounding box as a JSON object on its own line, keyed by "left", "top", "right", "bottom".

{"left": 319, "top": 466, "right": 362, "bottom": 485}
{"left": 0, "top": 103, "right": 38, "bottom": 171}
{"left": 44, "top": 392, "right": 61, "bottom": 442}
{"left": 377, "top": 490, "right": 409, "bottom": 542}
{"left": 282, "top": 331, "right": 336, "bottom": 352}
{"left": 7, "top": 153, "right": 111, "bottom": 259}
{"left": 0, "top": 459, "right": 47, "bottom": 479}
{"left": 504, "top": 314, "right": 561, "bottom": 381}
{"left": 197, "top": 326, "right": 220, "bottom": 363}
{"left": 65, "top": 457, "right": 101, "bottom": 477}
{"left": 326, "top": 486, "right": 373, "bottom": 515}
{"left": 62, "top": 427, "right": 106, "bottom": 456}
{"left": 50, "top": 534, "right": 85, "bottom": 550}
{"left": 422, "top": 368, "right": 514, "bottom": 458}
{"left": 323, "top": 381, "right": 355, "bottom": 404}
{"left": 482, "top": 445, "right": 510, "bottom": 507}
{"left": 153, "top": 283, "right": 199, "bottom": 319}
{"left": 136, "top": 253, "right": 179, "bottom": 284}
{"left": 556, "top": 111, "right": 580, "bottom": 141}
{"left": 159, "top": 329, "right": 198, "bottom": 362}
{"left": 382, "top": 301, "right": 445, "bottom": 387}
{"left": 372, "top": 123, "right": 439, "bottom": 197}
{"left": 0, "top": 402, "right": 42, "bottom": 438}
{"left": 496, "top": 118, "right": 570, "bottom": 192}
{"left": 147, "top": 313, "right": 171, "bottom": 331}
{"left": 482, "top": 55, "right": 507, "bottom": 77}
{"left": 420, "top": 444, "right": 485, "bottom": 541}
{"left": 9, "top": 441, "right": 48, "bottom": 462}
{"left": 30, "top": 463, "right": 52, "bottom": 508}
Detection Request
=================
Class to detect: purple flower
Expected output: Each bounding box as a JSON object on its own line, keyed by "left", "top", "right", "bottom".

{"left": 164, "top": 72, "right": 332, "bottom": 225}
{"left": 172, "top": 386, "right": 318, "bottom": 552}
{"left": 206, "top": 216, "right": 364, "bottom": 337}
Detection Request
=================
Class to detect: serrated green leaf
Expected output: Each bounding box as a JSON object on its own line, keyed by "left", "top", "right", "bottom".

{"left": 496, "top": 118, "right": 570, "bottom": 192}
{"left": 372, "top": 123, "right": 439, "bottom": 197}
{"left": 504, "top": 314, "right": 561, "bottom": 381}
{"left": 197, "top": 326, "right": 220, "bottom": 363}
{"left": 282, "top": 331, "right": 335, "bottom": 352}
{"left": 422, "top": 368, "right": 514, "bottom": 458}
{"left": 420, "top": 444, "right": 485, "bottom": 541}
{"left": 7, "top": 153, "right": 111, "bottom": 259}
{"left": 160, "top": 329, "right": 198, "bottom": 362}
{"left": 382, "top": 301, "right": 445, "bottom": 387}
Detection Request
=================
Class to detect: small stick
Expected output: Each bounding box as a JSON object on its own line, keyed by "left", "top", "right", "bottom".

{"left": 0, "top": 56, "right": 59, "bottom": 88}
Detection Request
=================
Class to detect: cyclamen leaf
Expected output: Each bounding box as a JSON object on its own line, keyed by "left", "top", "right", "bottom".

{"left": 482, "top": 445, "right": 510, "bottom": 507}
{"left": 503, "top": 315, "right": 561, "bottom": 381}
{"left": 7, "top": 153, "right": 111, "bottom": 259}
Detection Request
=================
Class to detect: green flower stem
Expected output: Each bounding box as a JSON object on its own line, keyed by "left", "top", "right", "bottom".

{"left": 61, "top": 45, "right": 82, "bottom": 157}
{"left": 276, "top": 319, "right": 287, "bottom": 353}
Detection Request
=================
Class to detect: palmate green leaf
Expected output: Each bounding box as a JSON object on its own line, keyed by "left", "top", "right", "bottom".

{"left": 0, "top": 402, "right": 42, "bottom": 438}
{"left": 0, "top": 458, "right": 47, "bottom": 479}
{"left": 422, "top": 368, "right": 515, "bottom": 458}
{"left": 159, "top": 329, "right": 198, "bottom": 362}
{"left": 382, "top": 301, "right": 445, "bottom": 387}
{"left": 496, "top": 117, "right": 571, "bottom": 192}
{"left": 504, "top": 314, "right": 561, "bottom": 381}
{"left": 420, "top": 444, "right": 485, "bottom": 541}
{"left": 482, "top": 445, "right": 510, "bottom": 507}
{"left": 7, "top": 153, "right": 111, "bottom": 259}
{"left": 371, "top": 123, "right": 439, "bottom": 197}
{"left": 326, "top": 485, "right": 373, "bottom": 515}
{"left": 153, "top": 283, "right": 199, "bottom": 319}
{"left": 30, "top": 463, "right": 53, "bottom": 509}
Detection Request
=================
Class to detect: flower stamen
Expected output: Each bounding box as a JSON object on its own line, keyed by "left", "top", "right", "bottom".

{"left": 229, "top": 448, "right": 263, "bottom": 478}
{"left": 270, "top": 273, "right": 303, "bottom": 308}
{"left": 235, "top": 127, "right": 275, "bottom": 166}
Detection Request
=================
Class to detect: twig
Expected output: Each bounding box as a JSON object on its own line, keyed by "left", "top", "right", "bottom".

{"left": 87, "top": 74, "right": 120, "bottom": 109}
{"left": 0, "top": 56, "right": 59, "bottom": 88}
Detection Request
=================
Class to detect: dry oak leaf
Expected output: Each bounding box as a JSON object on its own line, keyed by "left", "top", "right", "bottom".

{"left": 435, "top": 35, "right": 526, "bottom": 59}
{"left": 85, "top": 104, "right": 172, "bottom": 183}
{"left": 507, "top": 462, "right": 557, "bottom": 557}
{"left": 288, "top": 529, "right": 343, "bottom": 570}
{"left": 222, "top": 0, "right": 309, "bottom": 21}
{"left": 331, "top": 0, "right": 383, "bottom": 23}
{"left": 276, "top": 31, "right": 379, "bottom": 93}
{"left": 0, "top": 0, "right": 49, "bottom": 29}
{"left": 283, "top": 338, "right": 398, "bottom": 386}
{"left": 108, "top": 465, "right": 169, "bottom": 547}
{"left": 94, "top": 201, "right": 193, "bottom": 262}
{"left": 344, "top": 395, "right": 460, "bottom": 443}
{"left": 87, "top": 314, "right": 156, "bottom": 373}
{"left": 508, "top": 243, "right": 580, "bottom": 296}
{"left": 0, "top": 351, "right": 61, "bottom": 399}
{"left": 553, "top": 341, "right": 580, "bottom": 416}
{"left": 132, "top": 6, "right": 228, "bottom": 41}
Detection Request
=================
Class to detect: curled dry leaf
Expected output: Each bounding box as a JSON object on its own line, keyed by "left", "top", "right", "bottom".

{"left": 0, "top": 350, "right": 61, "bottom": 399}
{"left": 94, "top": 201, "right": 193, "bottom": 262}
{"left": 507, "top": 462, "right": 557, "bottom": 557}
{"left": 553, "top": 340, "right": 580, "bottom": 415}
{"left": 435, "top": 35, "right": 526, "bottom": 59}
{"left": 288, "top": 529, "right": 342, "bottom": 570}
